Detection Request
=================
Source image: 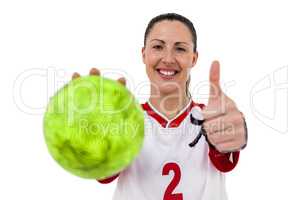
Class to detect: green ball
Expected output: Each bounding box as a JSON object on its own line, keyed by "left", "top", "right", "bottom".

{"left": 43, "top": 76, "right": 144, "bottom": 179}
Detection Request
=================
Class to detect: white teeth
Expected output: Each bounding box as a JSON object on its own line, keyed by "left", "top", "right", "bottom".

{"left": 158, "top": 69, "right": 176, "bottom": 76}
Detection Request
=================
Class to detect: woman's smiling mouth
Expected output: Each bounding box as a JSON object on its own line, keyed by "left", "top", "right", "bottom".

{"left": 156, "top": 68, "right": 180, "bottom": 80}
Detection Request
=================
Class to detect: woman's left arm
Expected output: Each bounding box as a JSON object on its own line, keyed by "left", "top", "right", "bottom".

{"left": 203, "top": 61, "right": 248, "bottom": 172}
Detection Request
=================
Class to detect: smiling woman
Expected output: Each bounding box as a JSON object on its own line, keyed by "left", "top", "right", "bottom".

{"left": 142, "top": 19, "right": 198, "bottom": 110}
{"left": 93, "top": 13, "right": 248, "bottom": 200}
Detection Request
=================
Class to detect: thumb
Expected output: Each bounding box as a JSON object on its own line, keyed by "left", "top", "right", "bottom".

{"left": 209, "top": 60, "right": 222, "bottom": 99}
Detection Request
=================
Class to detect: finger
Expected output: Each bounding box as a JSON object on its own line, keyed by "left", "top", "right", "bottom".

{"left": 72, "top": 72, "right": 81, "bottom": 80}
{"left": 203, "top": 115, "right": 231, "bottom": 135}
{"left": 117, "top": 77, "right": 126, "bottom": 86}
{"left": 208, "top": 126, "right": 244, "bottom": 146}
{"left": 202, "top": 98, "right": 227, "bottom": 120}
{"left": 203, "top": 110, "right": 243, "bottom": 132}
{"left": 215, "top": 140, "right": 242, "bottom": 153}
{"left": 202, "top": 97, "right": 236, "bottom": 120}
{"left": 209, "top": 60, "right": 222, "bottom": 100}
{"left": 89, "top": 68, "right": 101, "bottom": 76}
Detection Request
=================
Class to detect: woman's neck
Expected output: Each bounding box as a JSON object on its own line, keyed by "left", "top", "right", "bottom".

{"left": 149, "top": 92, "right": 190, "bottom": 120}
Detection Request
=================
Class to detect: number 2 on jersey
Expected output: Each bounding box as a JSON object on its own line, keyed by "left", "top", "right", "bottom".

{"left": 162, "top": 162, "right": 183, "bottom": 200}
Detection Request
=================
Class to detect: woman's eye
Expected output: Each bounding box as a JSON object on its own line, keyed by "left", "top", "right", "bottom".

{"left": 153, "top": 45, "right": 162, "bottom": 50}
{"left": 176, "top": 47, "right": 186, "bottom": 52}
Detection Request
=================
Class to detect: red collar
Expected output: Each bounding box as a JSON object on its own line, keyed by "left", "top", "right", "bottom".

{"left": 141, "top": 100, "right": 204, "bottom": 128}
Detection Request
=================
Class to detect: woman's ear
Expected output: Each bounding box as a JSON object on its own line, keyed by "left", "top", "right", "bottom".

{"left": 142, "top": 47, "right": 146, "bottom": 64}
{"left": 192, "top": 51, "right": 199, "bottom": 67}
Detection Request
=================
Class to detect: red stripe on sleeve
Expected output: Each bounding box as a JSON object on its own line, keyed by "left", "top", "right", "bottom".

{"left": 208, "top": 146, "right": 240, "bottom": 173}
{"left": 97, "top": 174, "right": 120, "bottom": 184}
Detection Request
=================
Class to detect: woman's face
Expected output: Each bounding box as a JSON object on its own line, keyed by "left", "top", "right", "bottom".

{"left": 142, "top": 20, "right": 198, "bottom": 96}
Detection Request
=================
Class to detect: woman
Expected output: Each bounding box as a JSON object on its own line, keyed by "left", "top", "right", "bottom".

{"left": 73, "top": 13, "right": 247, "bottom": 200}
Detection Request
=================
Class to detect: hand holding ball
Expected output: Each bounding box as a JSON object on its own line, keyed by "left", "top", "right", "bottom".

{"left": 43, "top": 69, "right": 144, "bottom": 179}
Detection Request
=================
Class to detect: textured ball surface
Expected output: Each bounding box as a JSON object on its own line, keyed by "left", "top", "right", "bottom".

{"left": 43, "top": 76, "right": 144, "bottom": 179}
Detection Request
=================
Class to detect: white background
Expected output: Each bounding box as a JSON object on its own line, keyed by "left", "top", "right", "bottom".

{"left": 0, "top": 0, "right": 298, "bottom": 199}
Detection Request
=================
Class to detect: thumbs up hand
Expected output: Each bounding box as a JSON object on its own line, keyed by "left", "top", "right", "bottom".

{"left": 202, "top": 61, "right": 247, "bottom": 153}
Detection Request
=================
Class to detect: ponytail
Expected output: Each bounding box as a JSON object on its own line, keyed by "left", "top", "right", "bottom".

{"left": 186, "top": 75, "right": 191, "bottom": 99}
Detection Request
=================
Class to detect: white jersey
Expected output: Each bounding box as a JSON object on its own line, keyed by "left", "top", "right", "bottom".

{"left": 114, "top": 101, "right": 233, "bottom": 200}
{"left": 100, "top": 99, "right": 240, "bottom": 200}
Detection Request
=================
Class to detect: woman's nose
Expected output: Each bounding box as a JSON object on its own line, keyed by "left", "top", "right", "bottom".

{"left": 161, "top": 49, "right": 176, "bottom": 64}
